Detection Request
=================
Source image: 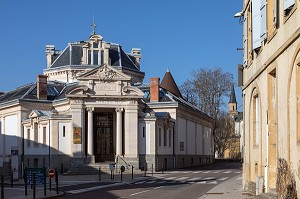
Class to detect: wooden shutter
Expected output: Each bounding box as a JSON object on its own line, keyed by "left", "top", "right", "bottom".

{"left": 252, "top": 0, "right": 261, "bottom": 50}
{"left": 243, "top": 14, "right": 248, "bottom": 67}
{"left": 260, "top": 0, "right": 267, "bottom": 40}
{"left": 284, "top": 0, "right": 295, "bottom": 10}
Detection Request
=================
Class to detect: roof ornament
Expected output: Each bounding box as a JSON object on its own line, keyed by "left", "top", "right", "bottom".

{"left": 167, "top": 67, "right": 170, "bottom": 73}
{"left": 91, "top": 15, "right": 96, "bottom": 35}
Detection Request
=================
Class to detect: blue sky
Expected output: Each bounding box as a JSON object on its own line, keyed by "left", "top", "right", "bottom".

{"left": 0, "top": 1, "right": 243, "bottom": 110}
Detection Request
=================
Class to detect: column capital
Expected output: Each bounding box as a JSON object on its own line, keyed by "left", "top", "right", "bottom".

{"left": 86, "top": 107, "right": 94, "bottom": 112}
{"left": 115, "top": 108, "right": 124, "bottom": 113}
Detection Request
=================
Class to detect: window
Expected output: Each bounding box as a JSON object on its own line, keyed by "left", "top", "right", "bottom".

{"left": 27, "top": 129, "right": 30, "bottom": 147}
{"left": 254, "top": 95, "right": 260, "bottom": 145}
{"left": 164, "top": 129, "right": 167, "bottom": 146}
{"left": 43, "top": 127, "right": 46, "bottom": 145}
{"left": 93, "top": 42, "right": 98, "bottom": 48}
{"left": 101, "top": 50, "right": 104, "bottom": 65}
{"left": 169, "top": 130, "right": 171, "bottom": 147}
{"left": 159, "top": 128, "right": 161, "bottom": 146}
{"left": 88, "top": 50, "right": 91, "bottom": 65}
{"left": 142, "top": 127, "right": 145, "bottom": 138}
{"left": 180, "top": 142, "right": 184, "bottom": 151}
{"left": 34, "top": 123, "right": 38, "bottom": 147}
{"left": 63, "top": 126, "right": 66, "bottom": 137}
{"left": 93, "top": 50, "right": 99, "bottom": 65}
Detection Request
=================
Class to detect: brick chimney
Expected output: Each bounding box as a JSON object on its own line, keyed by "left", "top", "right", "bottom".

{"left": 150, "top": 77, "right": 160, "bottom": 102}
{"left": 37, "top": 75, "right": 48, "bottom": 100}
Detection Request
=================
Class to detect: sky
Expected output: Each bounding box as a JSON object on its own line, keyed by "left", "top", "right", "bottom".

{"left": 0, "top": 1, "right": 243, "bottom": 111}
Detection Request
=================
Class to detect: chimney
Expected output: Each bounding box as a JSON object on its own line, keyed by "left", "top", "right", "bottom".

{"left": 131, "top": 48, "right": 142, "bottom": 70}
{"left": 37, "top": 75, "right": 48, "bottom": 100}
{"left": 0, "top": 92, "right": 4, "bottom": 96}
{"left": 150, "top": 77, "right": 160, "bottom": 102}
{"left": 45, "top": 45, "right": 55, "bottom": 68}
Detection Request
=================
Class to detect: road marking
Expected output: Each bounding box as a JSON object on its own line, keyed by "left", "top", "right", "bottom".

{"left": 135, "top": 180, "right": 146, "bottom": 184}
{"left": 196, "top": 181, "right": 207, "bottom": 184}
{"left": 165, "top": 177, "right": 177, "bottom": 180}
{"left": 234, "top": 171, "right": 242, "bottom": 174}
{"left": 182, "top": 171, "right": 190, "bottom": 173}
{"left": 207, "top": 181, "right": 218, "bottom": 184}
{"left": 212, "top": 171, "right": 220, "bottom": 174}
{"left": 176, "top": 177, "right": 189, "bottom": 181}
{"left": 223, "top": 171, "right": 232, "bottom": 173}
{"left": 130, "top": 190, "right": 150, "bottom": 196}
{"left": 193, "top": 171, "right": 201, "bottom": 173}
{"left": 157, "top": 180, "right": 166, "bottom": 184}
{"left": 218, "top": 177, "right": 229, "bottom": 181}
{"left": 203, "top": 177, "right": 214, "bottom": 180}
{"left": 146, "top": 181, "right": 156, "bottom": 184}
{"left": 202, "top": 171, "right": 211, "bottom": 173}
{"left": 154, "top": 186, "right": 164, "bottom": 189}
{"left": 236, "top": 177, "right": 243, "bottom": 180}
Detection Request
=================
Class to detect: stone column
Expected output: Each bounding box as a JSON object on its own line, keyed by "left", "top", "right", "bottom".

{"left": 116, "top": 108, "right": 123, "bottom": 156}
{"left": 87, "top": 107, "right": 94, "bottom": 162}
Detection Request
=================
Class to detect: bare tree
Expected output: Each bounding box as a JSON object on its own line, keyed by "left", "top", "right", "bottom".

{"left": 214, "top": 111, "right": 236, "bottom": 158}
{"left": 180, "top": 67, "right": 235, "bottom": 158}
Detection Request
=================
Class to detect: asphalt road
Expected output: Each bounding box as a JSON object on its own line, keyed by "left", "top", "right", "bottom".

{"left": 57, "top": 161, "right": 242, "bottom": 199}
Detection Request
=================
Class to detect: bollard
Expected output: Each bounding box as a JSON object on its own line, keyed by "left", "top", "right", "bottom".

{"left": 49, "top": 178, "right": 52, "bottom": 191}
{"left": 99, "top": 167, "right": 101, "bottom": 181}
{"left": 33, "top": 173, "right": 36, "bottom": 199}
{"left": 121, "top": 170, "right": 123, "bottom": 181}
{"left": 25, "top": 168, "right": 28, "bottom": 196}
{"left": 131, "top": 165, "right": 133, "bottom": 179}
{"left": 1, "top": 175, "right": 4, "bottom": 199}
{"left": 161, "top": 162, "right": 164, "bottom": 174}
{"left": 152, "top": 164, "right": 153, "bottom": 176}
{"left": 144, "top": 163, "right": 146, "bottom": 177}
{"left": 55, "top": 168, "right": 58, "bottom": 194}
{"left": 10, "top": 170, "right": 13, "bottom": 188}
{"left": 60, "top": 164, "right": 63, "bottom": 175}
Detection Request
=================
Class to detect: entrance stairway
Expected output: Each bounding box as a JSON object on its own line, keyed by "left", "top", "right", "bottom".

{"left": 63, "top": 157, "right": 137, "bottom": 175}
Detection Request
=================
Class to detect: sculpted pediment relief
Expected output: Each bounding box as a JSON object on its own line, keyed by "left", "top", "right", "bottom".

{"left": 78, "top": 64, "right": 131, "bottom": 82}
{"left": 66, "top": 85, "right": 91, "bottom": 97}
{"left": 122, "top": 85, "right": 144, "bottom": 97}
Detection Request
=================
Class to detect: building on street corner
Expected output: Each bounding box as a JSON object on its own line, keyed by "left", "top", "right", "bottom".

{"left": 238, "top": 0, "right": 300, "bottom": 196}
{"left": 0, "top": 26, "right": 214, "bottom": 179}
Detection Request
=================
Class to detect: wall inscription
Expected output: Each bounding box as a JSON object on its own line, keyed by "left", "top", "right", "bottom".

{"left": 95, "top": 84, "right": 116, "bottom": 91}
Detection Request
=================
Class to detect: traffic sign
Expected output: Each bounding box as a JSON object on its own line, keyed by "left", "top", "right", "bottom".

{"left": 48, "top": 169, "right": 55, "bottom": 178}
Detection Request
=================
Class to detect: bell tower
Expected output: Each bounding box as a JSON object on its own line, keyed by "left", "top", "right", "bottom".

{"left": 228, "top": 85, "right": 238, "bottom": 115}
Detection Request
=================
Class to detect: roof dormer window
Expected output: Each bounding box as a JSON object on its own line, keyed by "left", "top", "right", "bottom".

{"left": 86, "top": 41, "right": 104, "bottom": 66}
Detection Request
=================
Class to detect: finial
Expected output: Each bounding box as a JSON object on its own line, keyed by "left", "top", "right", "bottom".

{"left": 91, "top": 15, "right": 96, "bottom": 35}
{"left": 167, "top": 67, "right": 170, "bottom": 72}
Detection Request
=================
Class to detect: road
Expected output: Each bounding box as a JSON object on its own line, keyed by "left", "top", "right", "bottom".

{"left": 57, "top": 161, "right": 242, "bottom": 199}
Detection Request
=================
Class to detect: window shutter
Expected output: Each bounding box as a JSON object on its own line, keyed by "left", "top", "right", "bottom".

{"left": 252, "top": 0, "right": 261, "bottom": 50}
{"left": 243, "top": 14, "right": 248, "bottom": 67}
{"left": 273, "top": 0, "right": 277, "bottom": 28}
{"left": 260, "top": 0, "right": 267, "bottom": 41}
{"left": 284, "top": 0, "right": 295, "bottom": 10}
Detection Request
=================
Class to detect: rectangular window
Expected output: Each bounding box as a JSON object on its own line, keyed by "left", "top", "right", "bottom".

{"left": 43, "top": 127, "right": 46, "bottom": 145}
{"left": 93, "top": 42, "right": 98, "bottom": 48}
{"left": 169, "top": 130, "right": 171, "bottom": 147}
{"left": 101, "top": 50, "right": 104, "bottom": 65}
{"left": 93, "top": 50, "right": 99, "bottom": 65}
{"left": 180, "top": 142, "right": 184, "bottom": 151}
{"left": 27, "top": 129, "right": 30, "bottom": 147}
{"left": 88, "top": 50, "right": 91, "bottom": 65}
{"left": 63, "top": 126, "right": 66, "bottom": 137}
{"left": 34, "top": 123, "right": 38, "bottom": 147}
{"left": 164, "top": 129, "right": 167, "bottom": 146}
{"left": 142, "top": 127, "right": 145, "bottom": 138}
{"left": 159, "top": 128, "right": 161, "bottom": 146}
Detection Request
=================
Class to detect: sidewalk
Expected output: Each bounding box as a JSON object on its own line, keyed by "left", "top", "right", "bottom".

{"left": 1, "top": 170, "right": 148, "bottom": 199}
{"left": 199, "top": 173, "right": 249, "bottom": 199}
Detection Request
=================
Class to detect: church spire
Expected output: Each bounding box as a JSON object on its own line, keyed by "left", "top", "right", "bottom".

{"left": 229, "top": 85, "right": 237, "bottom": 104}
{"left": 228, "top": 84, "right": 238, "bottom": 115}
{"left": 91, "top": 15, "right": 96, "bottom": 35}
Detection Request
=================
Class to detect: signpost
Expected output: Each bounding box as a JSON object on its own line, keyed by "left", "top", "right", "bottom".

{"left": 48, "top": 169, "right": 55, "bottom": 191}
{"left": 24, "top": 167, "right": 46, "bottom": 197}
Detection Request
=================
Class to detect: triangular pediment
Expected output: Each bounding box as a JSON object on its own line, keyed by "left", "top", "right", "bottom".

{"left": 78, "top": 64, "right": 131, "bottom": 82}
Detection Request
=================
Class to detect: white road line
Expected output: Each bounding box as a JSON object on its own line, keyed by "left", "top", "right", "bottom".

{"left": 196, "top": 181, "right": 207, "bottom": 184}
{"left": 135, "top": 180, "right": 146, "bottom": 184}
{"left": 203, "top": 177, "right": 214, "bottom": 180}
{"left": 154, "top": 186, "right": 164, "bottom": 189}
{"left": 146, "top": 181, "right": 156, "bottom": 184}
{"left": 193, "top": 171, "right": 201, "bottom": 174}
{"left": 157, "top": 180, "right": 166, "bottom": 184}
{"left": 176, "top": 177, "right": 189, "bottom": 181}
{"left": 207, "top": 181, "right": 218, "bottom": 184}
{"left": 165, "top": 177, "right": 177, "bottom": 180}
{"left": 223, "top": 171, "right": 232, "bottom": 174}
{"left": 234, "top": 171, "right": 242, "bottom": 174}
{"left": 218, "top": 177, "right": 229, "bottom": 181}
{"left": 236, "top": 177, "right": 243, "bottom": 180}
{"left": 212, "top": 171, "right": 220, "bottom": 174}
{"left": 130, "top": 190, "right": 150, "bottom": 196}
{"left": 202, "top": 171, "right": 211, "bottom": 173}
{"left": 182, "top": 171, "right": 191, "bottom": 174}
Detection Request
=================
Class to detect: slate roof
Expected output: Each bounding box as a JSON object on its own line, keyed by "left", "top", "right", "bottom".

{"left": 229, "top": 85, "right": 237, "bottom": 104}
{"left": 0, "top": 81, "right": 69, "bottom": 104}
{"left": 51, "top": 45, "right": 83, "bottom": 68}
{"left": 160, "top": 70, "right": 182, "bottom": 98}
